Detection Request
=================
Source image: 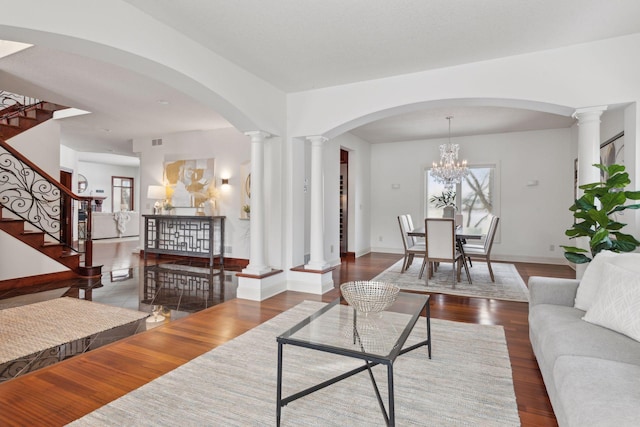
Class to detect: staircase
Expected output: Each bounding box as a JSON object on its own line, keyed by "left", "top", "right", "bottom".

{"left": 0, "top": 101, "right": 66, "bottom": 139}
{"left": 0, "top": 206, "right": 80, "bottom": 271}
{"left": 0, "top": 94, "right": 102, "bottom": 282}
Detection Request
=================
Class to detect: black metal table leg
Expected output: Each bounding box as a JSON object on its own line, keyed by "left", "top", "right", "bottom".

{"left": 426, "top": 301, "right": 432, "bottom": 359}
{"left": 388, "top": 363, "right": 395, "bottom": 426}
{"left": 276, "top": 341, "right": 283, "bottom": 426}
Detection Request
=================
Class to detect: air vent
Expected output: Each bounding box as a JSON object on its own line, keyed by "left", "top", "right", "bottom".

{"left": 152, "top": 138, "right": 163, "bottom": 146}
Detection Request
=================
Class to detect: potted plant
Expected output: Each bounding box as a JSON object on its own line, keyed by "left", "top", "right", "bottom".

{"left": 561, "top": 163, "right": 640, "bottom": 263}
{"left": 242, "top": 204, "right": 250, "bottom": 218}
{"left": 429, "top": 191, "right": 456, "bottom": 218}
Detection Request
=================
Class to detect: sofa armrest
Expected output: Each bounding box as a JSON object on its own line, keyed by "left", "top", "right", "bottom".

{"left": 528, "top": 276, "right": 580, "bottom": 307}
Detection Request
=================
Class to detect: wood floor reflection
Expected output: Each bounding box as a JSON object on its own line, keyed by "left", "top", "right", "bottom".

{"left": 0, "top": 244, "right": 572, "bottom": 426}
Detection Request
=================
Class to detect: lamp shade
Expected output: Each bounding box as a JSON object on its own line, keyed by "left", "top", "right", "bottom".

{"left": 147, "top": 185, "right": 166, "bottom": 200}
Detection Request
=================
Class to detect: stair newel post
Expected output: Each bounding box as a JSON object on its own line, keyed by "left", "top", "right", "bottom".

{"left": 85, "top": 198, "right": 93, "bottom": 267}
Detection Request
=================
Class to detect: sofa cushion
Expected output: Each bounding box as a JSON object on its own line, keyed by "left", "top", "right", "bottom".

{"left": 529, "top": 304, "right": 640, "bottom": 369}
{"left": 583, "top": 262, "right": 640, "bottom": 342}
{"left": 574, "top": 251, "right": 640, "bottom": 311}
{"left": 554, "top": 356, "right": 640, "bottom": 427}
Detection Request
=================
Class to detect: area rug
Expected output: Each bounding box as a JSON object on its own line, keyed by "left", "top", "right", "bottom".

{"left": 0, "top": 297, "right": 148, "bottom": 365}
{"left": 373, "top": 259, "right": 529, "bottom": 302}
{"left": 71, "top": 301, "right": 521, "bottom": 426}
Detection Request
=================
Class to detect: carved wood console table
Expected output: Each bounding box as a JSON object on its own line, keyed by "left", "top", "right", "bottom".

{"left": 143, "top": 215, "right": 225, "bottom": 268}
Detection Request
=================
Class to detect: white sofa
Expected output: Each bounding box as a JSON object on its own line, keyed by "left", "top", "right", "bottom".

{"left": 91, "top": 211, "right": 140, "bottom": 239}
{"left": 528, "top": 251, "right": 640, "bottom": 426}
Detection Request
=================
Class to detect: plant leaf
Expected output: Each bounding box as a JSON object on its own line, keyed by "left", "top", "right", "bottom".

{"left": 624, "top": 191, "right": 640, "bottom": 200}
{"left": 560, "top": 245, "right": 588, "bottom": 253}
{"left": 564, "top": 252, "right": 591, "bottom": 264}
{"left": 606, "top": 164, "right": 626, "bottom": 175}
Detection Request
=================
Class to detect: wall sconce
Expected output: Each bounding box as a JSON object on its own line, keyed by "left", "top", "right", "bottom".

{"left": 221, "top": 178, "right": 229, "bottom": 186}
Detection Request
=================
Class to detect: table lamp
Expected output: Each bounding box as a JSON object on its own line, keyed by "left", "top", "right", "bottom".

{"left": 147, "top": 185, "right": 166, "bottom": 214}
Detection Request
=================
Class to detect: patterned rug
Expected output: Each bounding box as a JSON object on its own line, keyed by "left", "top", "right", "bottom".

{"left": 72, "top": 301, "right": 521, "bottom": 426}
{"left": 0, "top": 297, "right": 148, "bottom": 365}
{"left": 372, "top": 259, "right": 529, "bottom": 302}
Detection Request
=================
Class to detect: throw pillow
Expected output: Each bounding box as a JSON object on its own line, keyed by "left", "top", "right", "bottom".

{"left": 574, "top": 251, "right": 640, "bottom": 311}
{"left": 574, "top": 250, "right": 616, "bottom": 310}
{"left": 582, "top": 262, "right": 640, "bottom": 342}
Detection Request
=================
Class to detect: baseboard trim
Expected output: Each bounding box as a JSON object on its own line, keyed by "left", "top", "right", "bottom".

{"left": 0, "top": 270, "right": 78, "bottom": 292}
{"left": 139, "top": 251, "right": 248, "bottom": 269}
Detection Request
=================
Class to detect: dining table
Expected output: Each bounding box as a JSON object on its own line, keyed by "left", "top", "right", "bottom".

{"left": 407, "top": 224, "right": 485, "bottom": 283}
{"left": 407, "top": 225, "right": 484, "bottom": 242}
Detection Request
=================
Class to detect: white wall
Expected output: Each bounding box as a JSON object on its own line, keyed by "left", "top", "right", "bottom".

{"left": 0, "top": 233, "right": 68, "bottom": 281}
{"left": 8, "top": 119, "right": 61, "bottom": 178}
{"left": 77, "top": 162, "right": 140, "bottom": 213}
{"left": 133, "top": 127, "right": 252, "bottom": 260}
{"left": 369, "top": 128, "right": 574, "bottom": 264}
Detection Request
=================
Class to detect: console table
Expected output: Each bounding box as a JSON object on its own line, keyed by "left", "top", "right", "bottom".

{"left": 143, "top": 215, "right": 225, "bottom": 267}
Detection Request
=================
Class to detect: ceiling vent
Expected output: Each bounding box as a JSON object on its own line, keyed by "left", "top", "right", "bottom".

{"left": 152, "top": 138, "right": 163, "bottom": 146}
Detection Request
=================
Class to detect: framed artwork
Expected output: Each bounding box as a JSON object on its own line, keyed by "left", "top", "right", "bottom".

{"left": 600, "top": 131, "right": 624, "bottom": 180}
{"left": 163, "top": 157, "right": 215, "bottom": 208}
{"left": 240, "top": 161, "right": 251, "bottom": 218}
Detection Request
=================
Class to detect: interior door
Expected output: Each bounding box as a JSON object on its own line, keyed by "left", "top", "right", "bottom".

{"left": 340, "top": 149, "right": 348, "bottom": 258}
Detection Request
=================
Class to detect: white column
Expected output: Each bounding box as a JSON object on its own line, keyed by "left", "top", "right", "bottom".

{"left": 573, "top": 106, "right": 607, "bottom": 194}
{"left": 305, "top": 135, "right": 329, "bottom": 270}
{"left": 243, "top": 131, "right": 271, "bottom": 275}
{"left": 572, "top": 106, "right": 607, "bottom": 278}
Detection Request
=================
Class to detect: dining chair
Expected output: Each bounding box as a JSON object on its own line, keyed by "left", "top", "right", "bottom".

{"left": 420, "top": 218, "right": 471, "bottom": 288}
{"left": 463, "top": 216, "right": 500, "bottom": 282}
{"left": 405, "top": 213, "right": 424, "bottom": 244}
{"left": 397, "top": 214, "right": 426, "bottom": 273}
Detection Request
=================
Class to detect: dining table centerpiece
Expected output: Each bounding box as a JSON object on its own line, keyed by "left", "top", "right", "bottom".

{"left": 429, "top": 191, "right": 457, "bottom": 218}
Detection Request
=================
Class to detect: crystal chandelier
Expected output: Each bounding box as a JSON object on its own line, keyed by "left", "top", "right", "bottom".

{"left": 430, "top": 116, "right": 469, "bottom": 190}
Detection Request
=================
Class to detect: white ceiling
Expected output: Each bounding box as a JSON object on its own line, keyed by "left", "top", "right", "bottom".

{"left": 2, "top": 1, "right": 640, "bottom": 160}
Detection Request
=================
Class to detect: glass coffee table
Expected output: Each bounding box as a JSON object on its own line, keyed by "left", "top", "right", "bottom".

{"left": 276, "top": 292, "right": 431, "bottom": 426}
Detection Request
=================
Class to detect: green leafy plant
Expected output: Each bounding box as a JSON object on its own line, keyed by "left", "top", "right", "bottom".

{"left": 429, "top": 191, "right": 456, "bottom": 209}
{"left": 561, "top": 163, "right": 640, "bottom": 264}
{"left": 242, "top": 204, "right": 250, "bottom": 214}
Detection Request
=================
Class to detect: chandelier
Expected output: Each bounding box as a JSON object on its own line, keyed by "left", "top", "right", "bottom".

{"left": 430, "top": 116, "right": 469, "bottom": 190}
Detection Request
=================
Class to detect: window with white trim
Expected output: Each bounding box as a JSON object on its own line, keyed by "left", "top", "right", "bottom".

{"left": 425, "top": 164, "right": 497, "bottom": 235}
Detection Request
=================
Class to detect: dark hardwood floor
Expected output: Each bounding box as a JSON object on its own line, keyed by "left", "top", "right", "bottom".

{"left": 0, "top": 246, "right": 573, "bottom": 426}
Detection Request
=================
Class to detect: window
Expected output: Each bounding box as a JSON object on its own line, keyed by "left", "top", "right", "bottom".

{"left": 425, "top": 164, "right": 497, "bottom": 235}
{"left": 112, "top": 176, "right": 134, "bottom": 212}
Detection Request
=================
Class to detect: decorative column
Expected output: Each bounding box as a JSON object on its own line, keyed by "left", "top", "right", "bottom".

{"left": 243, "top": 131, "right": 271, "bottom": 275}
{"left": 572, "top": 106, "right": 607, "bottom": 278}
{"left": 305, "top": 135, "right": 329, "bottom": 270}
{"left": 573, "top": 106, "right": 608, "bottom": 195}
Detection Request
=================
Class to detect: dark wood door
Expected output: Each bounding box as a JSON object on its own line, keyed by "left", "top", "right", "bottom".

{"left": 340, "top": 149, "right": 348, "bottom": 258}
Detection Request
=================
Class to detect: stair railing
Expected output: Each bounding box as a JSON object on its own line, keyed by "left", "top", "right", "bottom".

{"left": 0, "top": 91, "right": 42, "bottom": 122}
{"left": 0, "top": 138, "right": 96, "bottom": 266}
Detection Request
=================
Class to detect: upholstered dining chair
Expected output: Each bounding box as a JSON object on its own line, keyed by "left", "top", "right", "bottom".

{"left": 463, "top": 216, "right": 500, "bottom": 282}
{"left": 397, "top": 214, "right": 426, "bottom": 273}
{"left": 405, "top": 213, "right": 424, "bottom": 244}
{"left": 420, "top": 218, "right": 470, "bottom": 288}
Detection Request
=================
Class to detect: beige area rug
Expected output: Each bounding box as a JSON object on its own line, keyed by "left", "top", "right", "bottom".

{"left": 0, "top": 297, "right": 148, "bottom": 365}
{"left": 72, "top": 301, "right": 520, "bottom": 426}
{"left": 373, "top": 259, "right": 529, "bottom": 302}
